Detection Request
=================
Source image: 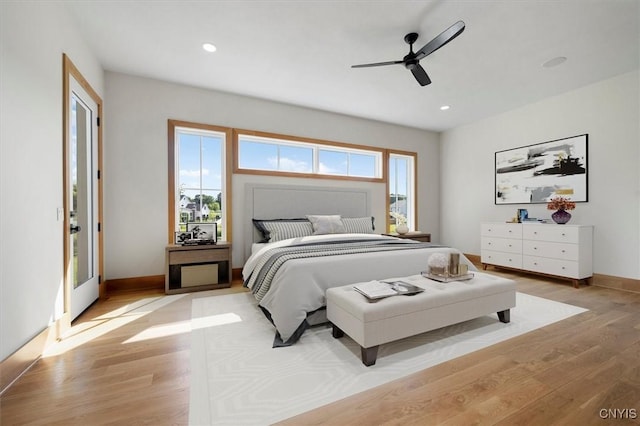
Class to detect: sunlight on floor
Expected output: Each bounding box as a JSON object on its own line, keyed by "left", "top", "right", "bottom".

{"left": 192, "top": 313, "right": 242, "bottom": 329}
{"left": 124, "top": 312, "right": 243, "bottom": 343}
{"left": 42, "top": 294, "right": 186, "bottom": 357}
{"left": 123, "top": 319, "right": 191, "bottom": 343}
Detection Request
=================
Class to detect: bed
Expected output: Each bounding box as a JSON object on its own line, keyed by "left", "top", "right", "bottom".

{"left": 242, "top": 184, "right": 475, "bottom": 346}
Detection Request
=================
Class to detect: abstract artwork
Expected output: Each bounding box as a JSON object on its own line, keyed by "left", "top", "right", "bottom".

{"left": 495, "top": 134, "right": 588, "bottom": 205}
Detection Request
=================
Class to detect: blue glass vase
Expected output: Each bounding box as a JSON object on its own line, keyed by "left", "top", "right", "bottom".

{"left": 551, "top": 209, "right": 571, "bottom": 224}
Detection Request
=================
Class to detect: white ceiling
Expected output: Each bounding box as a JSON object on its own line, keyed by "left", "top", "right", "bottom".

{"left": 65, "top": 1, "right": 639, "bottom": 132}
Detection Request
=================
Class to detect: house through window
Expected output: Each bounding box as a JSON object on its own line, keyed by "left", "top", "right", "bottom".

{"left": 168, "top": 121, "right": 230, "bottom": 242}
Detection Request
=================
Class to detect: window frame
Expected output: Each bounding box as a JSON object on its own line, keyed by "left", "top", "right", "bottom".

{"left": 233, "top": 129, "right": 385, "bottom": 183}
{"left": 167, "top": 120, "right": 233, "bottom": 244}
{"left": 387, "top": 150, "right": 417, "bottom": 232}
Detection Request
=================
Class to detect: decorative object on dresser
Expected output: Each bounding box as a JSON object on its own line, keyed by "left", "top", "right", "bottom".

{"left": 165, "top": 242, "right": 231, "bottom": 294}
{"left": 382, "top": 231, "right": 431, "bottom": 242}
{"left": 547, "top": 196, "right": 576, "bottom": 225}
{"left": 495, "top": 134, "right": 588, "bottom": 205}
{"left": 481, "top": 222, "right": 593, "bottom": 288}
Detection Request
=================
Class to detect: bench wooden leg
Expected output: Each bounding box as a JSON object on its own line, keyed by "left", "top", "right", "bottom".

{"left": 497, "top": 309, "right": 510, "bottom": 323}
{"left": 331, "top": 323, "right": 344, "bottom": 338}
{"left": 361, "top": 346, "right": 379, "bottom": 366}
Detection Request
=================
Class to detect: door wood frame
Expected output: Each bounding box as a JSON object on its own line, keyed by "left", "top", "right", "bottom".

{"left": 62, "top": 54, "right": 105, "bottom": 323}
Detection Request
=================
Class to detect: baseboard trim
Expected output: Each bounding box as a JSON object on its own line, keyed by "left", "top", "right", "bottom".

{"left": 0, "top": 314, "right": 69, "bottom": 396}
{"left": 591, "top": 273, "right": 640, "bottom": 293}
{"left": 232, "top": 267, "right": 243, "bottom": 282}
{"left": 105, "top": 275, "right": 165, "bottom": 294}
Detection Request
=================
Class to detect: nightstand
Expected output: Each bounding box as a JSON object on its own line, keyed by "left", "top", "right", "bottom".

{"left": 383, "top": 231, "right": 431, "bottom": 243}
{"left": 165, "top": 242, "right": 232, "bottom": 294}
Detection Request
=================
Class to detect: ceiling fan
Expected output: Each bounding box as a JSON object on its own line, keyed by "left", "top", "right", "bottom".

{"left": 351, "top": 21, "right": 466, "bottom": 86}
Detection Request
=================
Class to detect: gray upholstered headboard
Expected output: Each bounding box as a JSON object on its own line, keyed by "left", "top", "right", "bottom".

{"left": 243, "top": 184, "right": 371, "bottom": 259}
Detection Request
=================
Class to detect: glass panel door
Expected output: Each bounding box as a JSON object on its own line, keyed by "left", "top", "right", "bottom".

{"left": 69, "top": 77, "right": 99, "bottom": 319}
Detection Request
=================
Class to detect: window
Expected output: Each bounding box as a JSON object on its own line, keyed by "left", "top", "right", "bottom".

{"left": 168, "top": 121, "right": 231, "bottom": 243}
{"left": 235, "top": 131, "right": 383, "bottom": 181}
{"left": 388, "top": 152, "right": 416, "bottom": 232}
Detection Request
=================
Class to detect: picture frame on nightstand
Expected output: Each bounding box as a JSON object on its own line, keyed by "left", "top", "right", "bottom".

{"left": 187, "top": 222, "right": 217, "bottom": 244}
{"left": 174, "top": 230, "right": 194, "bottom": 245}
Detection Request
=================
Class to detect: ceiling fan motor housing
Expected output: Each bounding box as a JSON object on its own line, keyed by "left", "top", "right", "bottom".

{"left": 404, "top": 58, "right": 419, "bottom": 70}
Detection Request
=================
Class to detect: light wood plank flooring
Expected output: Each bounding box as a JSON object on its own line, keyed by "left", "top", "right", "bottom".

{"left": 2, "top": 270, "right": 639, "bottom": 425}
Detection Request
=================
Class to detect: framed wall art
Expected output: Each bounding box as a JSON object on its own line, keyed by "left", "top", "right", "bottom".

{"left": 495, "top": 134, "right": 588, "bottom": 205}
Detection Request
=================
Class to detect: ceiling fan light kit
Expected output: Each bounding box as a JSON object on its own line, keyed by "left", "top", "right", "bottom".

{"left": 351, "top": 20, "right": 466, "bottom": 86}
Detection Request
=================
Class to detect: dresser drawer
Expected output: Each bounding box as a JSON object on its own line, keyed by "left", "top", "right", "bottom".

{"left": 522, "top": 240, "right": 578, "bottom": 261}
{"left": 481, "top": 250, "right": 522, "bottom": 269}
{"left": 523, "top": 256, "right": 579, "bottom": 278}
{"left": 481, "top": 223, "right": 522, "bottom": 239}
{"left": 482, "top": 237, "right": 521, "bottom": 254}
{"left": 523, "top": 225, "right": 579, "bottom": 243}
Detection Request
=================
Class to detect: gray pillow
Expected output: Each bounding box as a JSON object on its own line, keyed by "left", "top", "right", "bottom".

{"left": 342, "top": 216, "right": 375, "bottom": 234}
{"left": 252, "top": 219, "right": 314, "bottom": 242}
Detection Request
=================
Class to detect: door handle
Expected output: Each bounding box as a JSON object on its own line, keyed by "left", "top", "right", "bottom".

{"left": 70, "top": 224, "right": 82, "bottom": 234}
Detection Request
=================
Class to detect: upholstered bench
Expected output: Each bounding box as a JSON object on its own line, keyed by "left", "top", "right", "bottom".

{"left": 326, "top": 271, "right": 517, "bottom": 366}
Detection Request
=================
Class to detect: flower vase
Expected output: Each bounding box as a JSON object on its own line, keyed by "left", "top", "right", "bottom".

{"left": 551, "top": 209, "right": 571, "bottom": 225}
{"left": 396, "top": 224, "right": 409, "bottom": 235}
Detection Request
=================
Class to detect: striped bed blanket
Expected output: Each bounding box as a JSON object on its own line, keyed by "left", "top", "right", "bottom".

{"left": 241, "top": 234, "right": 459, "bottom": 345}
{"left": 244, "top": 237, "right": 441, "bottom": 301}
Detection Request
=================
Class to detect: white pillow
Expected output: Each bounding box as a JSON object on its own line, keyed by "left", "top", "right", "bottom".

{"left": 306, "top": 215, "right": 345, "bottom": 235}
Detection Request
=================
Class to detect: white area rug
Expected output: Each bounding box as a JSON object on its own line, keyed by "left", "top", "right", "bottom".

{"left": 189, "top": 291, "right": 587, "bottom": 425}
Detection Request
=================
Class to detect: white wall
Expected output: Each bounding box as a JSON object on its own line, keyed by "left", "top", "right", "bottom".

{"left": 104, "top": 72, "right": 439, "bottom": 278}
{"left": 0, "top": 2, "right": 104, "bottom": 360}
{"left": 440, "top": 71, "right": 640, "bottom": 279}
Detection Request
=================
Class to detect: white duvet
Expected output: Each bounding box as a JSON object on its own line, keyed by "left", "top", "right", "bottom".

{"left": 242, "top": 233, "right": 476, "bottom": 343}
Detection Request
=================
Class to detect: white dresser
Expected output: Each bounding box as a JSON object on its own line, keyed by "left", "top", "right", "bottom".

{"left": 481, "top": 222, "right": 593, "bottom": 287}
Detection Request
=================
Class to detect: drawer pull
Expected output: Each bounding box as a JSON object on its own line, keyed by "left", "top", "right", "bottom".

{"left": 508, "top": 244, "right": 512, "bottom": 247}
{"left": 561, "top": 233, "right": 566, "bottom": 236}
{"left": 534, "top": 247, "right": 537, "bottom": 250}
{"left": 561, "top": 250, "right": 565, "bottom": 253}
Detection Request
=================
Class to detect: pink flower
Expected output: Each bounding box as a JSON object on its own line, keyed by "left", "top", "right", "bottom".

{"left": 547, "top": 196, "right": 576, "bottom": 210}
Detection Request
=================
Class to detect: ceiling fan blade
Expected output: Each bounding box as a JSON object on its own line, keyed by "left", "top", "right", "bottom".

{"left": 415, "top": 20, "right": 465, "bottom": 60}
{"left": 351, "top": 60, "right": 404, "bottom": 68}
{"left": 411, "top": 64, "right": 431, "bottom": 86}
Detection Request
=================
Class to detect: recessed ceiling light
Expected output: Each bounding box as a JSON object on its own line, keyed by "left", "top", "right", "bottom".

{"left": 542, "top": 56, "right": 567, "bottom": 68}
{"left": 202, "top": 43, "right": 217, "bottom": 53}
{"left": 440, "top": 105, "right": 450, "bottom": 111}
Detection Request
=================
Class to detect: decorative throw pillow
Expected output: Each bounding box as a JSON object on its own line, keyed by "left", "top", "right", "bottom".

{"left": 341, "top": 216, "right": 375, "bottom": 234}
{"left": 252, "top": 219, "right": 314, "bottom": 243}
{"left": 306, "top": 215, "right": 345, "bottom": 235}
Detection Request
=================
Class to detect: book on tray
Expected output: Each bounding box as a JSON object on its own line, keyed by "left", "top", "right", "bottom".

{"left": 353, "top": 280, "right": 424, "bottom": 300}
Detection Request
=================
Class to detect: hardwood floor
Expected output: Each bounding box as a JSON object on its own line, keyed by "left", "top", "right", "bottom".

{"left": 2, "top": 270, "right": 639, "bottom": 425}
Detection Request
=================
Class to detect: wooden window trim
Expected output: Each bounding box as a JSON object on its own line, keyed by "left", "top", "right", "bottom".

{"left": 233, "top": 128, "right": 386, "bottom": 183}
{"left": 386, "top": 149, "right": 418, "bottom": 232}
{"left": 167, "top": 119, "right": 233, "bottom": 244}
